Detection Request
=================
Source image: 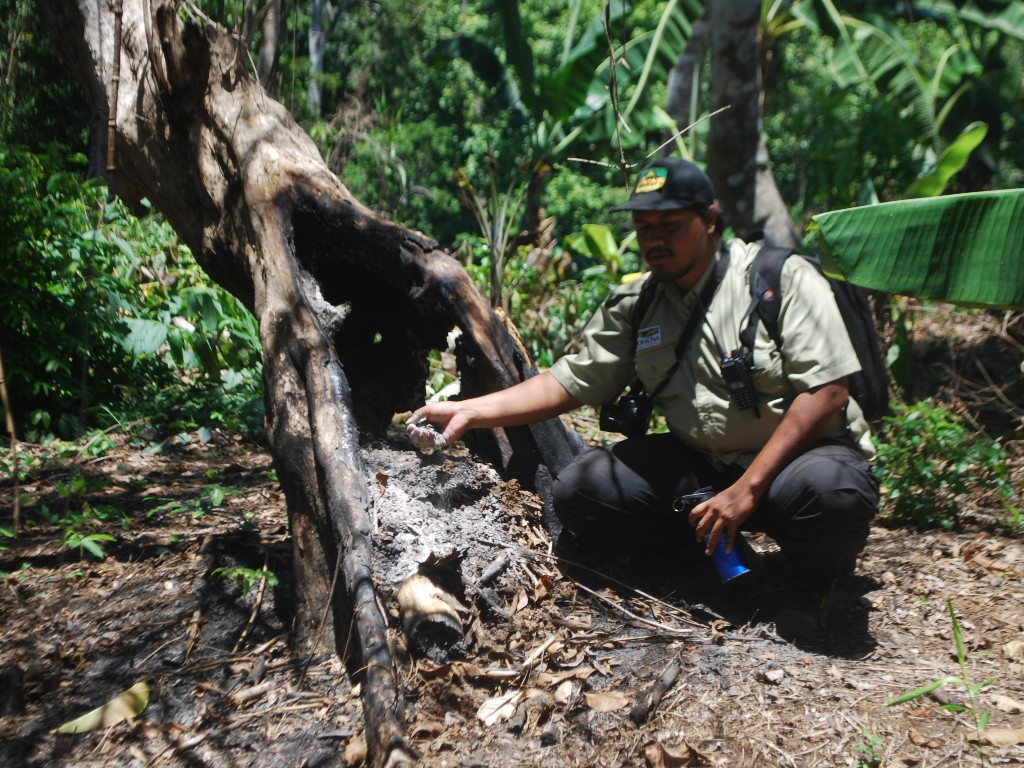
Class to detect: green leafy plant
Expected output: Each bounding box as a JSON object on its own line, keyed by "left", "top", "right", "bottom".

{"left": 875, "top": 400, "right": 1014, "bottom": 531}
{"left": 853, "top": 728, "right": 884, "bottom": 768}
{"left": 62, "top": 529, "right": 116, "bottom": 560}
{"left": 888, "top": 600, "right": 995, "bottom": 765}
{"left": 423, "top": 349, "right": 459, "bottom": 403}
{"left": 212, "top": 565, "right": 279, "bottom": 595}
{"left": 433, "top": 0, "right": 702, "bottom": 310}
{"left": 55, "top": 500, "right": 121, "bottom": 559}
{"left": 462, "top": 227, "right": 636, "bottom": 368}
{"left": 145, "top": 482, "right": 238, "bottom": 522}
{"left": 0, "top": 524, "right": 14, "bottom": 553}
{"left": 0, "top": 145, "right": 264, "bottom": 440}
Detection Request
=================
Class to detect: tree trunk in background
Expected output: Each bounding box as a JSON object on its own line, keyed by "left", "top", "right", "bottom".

{"left": 706, "top": 0, "right": 799, "bottom": 247}
{"left": 308, "top": 0, "right": 325, "bottom": 116}
{"left": 666, "top": 16, "right": 707, "bottom": 158}
{"left": 257, "top": 0, "right": 290, "bottom": 92}
{"left": 40, "top": 2, "right": 584, "bottom": 764}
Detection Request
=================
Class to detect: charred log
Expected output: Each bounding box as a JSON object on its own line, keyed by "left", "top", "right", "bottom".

{"left": 40, "top": 2, "right": 584, "bottom": 765}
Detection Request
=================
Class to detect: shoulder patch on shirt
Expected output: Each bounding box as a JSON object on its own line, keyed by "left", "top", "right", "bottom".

{"left": 636, "top": 325, "right": 662, "bottom": 350}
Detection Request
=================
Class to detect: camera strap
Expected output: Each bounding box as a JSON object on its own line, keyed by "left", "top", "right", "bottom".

{"left": 644, "top": 253, "right": 728, "bottom": 400}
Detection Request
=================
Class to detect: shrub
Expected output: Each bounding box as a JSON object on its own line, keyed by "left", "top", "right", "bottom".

{"left": 0, "top": 145, "right": 263, "bottom": 439}
{"left": 875, "top": 400, "right": 1015, "bottom": 531}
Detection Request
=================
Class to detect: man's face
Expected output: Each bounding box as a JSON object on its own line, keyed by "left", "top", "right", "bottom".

{"left": 633, "top": 207, "right": 717, "bottom": 290}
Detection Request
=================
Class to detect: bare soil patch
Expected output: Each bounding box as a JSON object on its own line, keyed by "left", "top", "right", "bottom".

{"left": 2, "top": 425, "right": 1023, "bottom": 767}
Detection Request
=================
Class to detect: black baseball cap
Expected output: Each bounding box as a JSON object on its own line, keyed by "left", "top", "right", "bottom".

{"left": 612, "top": 158, "right": 715, "bottom": 212}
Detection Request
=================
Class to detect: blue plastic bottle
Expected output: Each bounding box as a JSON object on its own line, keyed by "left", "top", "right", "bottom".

{"left": 675, "top": 487, "right": 752, "bottom": 582}
{"left": 708, "top": 533, "right": 750, "bottom": 582}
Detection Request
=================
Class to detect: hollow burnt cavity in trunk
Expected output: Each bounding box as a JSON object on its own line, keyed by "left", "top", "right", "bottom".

{"left": 40, "top": 2, "right": 584, "bottom": 764}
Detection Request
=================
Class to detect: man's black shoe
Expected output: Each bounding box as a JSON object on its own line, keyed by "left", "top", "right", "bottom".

{"left": 774, "top": 578, "right": 836, "bottom": 642}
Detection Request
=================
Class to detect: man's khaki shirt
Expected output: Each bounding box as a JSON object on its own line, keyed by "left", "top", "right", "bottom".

{"left": 550, "top": 238, "right": 875, "bottom": 468}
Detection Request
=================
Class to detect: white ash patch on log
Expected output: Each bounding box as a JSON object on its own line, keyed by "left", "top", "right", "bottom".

{"left": 360, "top": 441, "right": 542, "bottom": 599}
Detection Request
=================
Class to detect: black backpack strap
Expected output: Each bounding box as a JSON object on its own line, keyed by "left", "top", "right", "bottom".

{"left": 739, "top": 244, "right": 792, "bottom": 352}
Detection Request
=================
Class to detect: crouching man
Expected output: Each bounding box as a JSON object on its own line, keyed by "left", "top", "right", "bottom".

{"left": 409, "top": 158, "right": 879, "bottom": 641}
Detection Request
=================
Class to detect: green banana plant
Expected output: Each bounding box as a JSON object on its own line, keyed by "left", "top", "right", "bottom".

{"left": 432, "top": 0, "right": 704, "bottom": 155}
{"left": 813, "top": 188, "right": 1024, "bottom": 310}
{"left": 923, "top": 0, "right": 1024, "bottom": 42}
{"left": 811, "top": 117, "right": 1008, "bottom": 403}
{"left": 774, "top": 0, "right": 1023, "bottom": 164}
{"left": 428, "top": 0, "right": 633, "bottom": 161}
{"left": 430, "top": 0, "right": 702, "bottom": 308}
{"left": 429, "top": 0, "right": 631, "bottom": 308}
{"left": 904, "top": 121, "right": 988, "bottom": 199}
{"left": 764, "top": 0, "right": 987, "bottom": 147}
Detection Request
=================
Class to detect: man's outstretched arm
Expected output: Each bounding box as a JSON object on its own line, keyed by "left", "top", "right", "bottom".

{"left": 407, "top": 371, "right": 583, "bottom": 449}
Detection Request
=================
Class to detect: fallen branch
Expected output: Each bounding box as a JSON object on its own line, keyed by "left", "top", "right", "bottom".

{"left": 40, "top": 5, "right": 586, "bottom": 765}
{"left": 628, "top": 660, "right": 681, "bottom": 725}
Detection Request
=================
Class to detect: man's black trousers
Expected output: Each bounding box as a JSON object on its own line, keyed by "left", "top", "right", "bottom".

{"left": 551, "top": 434, "right": 879, "bottom": 582}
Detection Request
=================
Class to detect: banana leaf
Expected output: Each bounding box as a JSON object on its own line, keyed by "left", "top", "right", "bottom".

{"left": 812, "top": 190, "right": 1024, "bottom": 310}
{"left": 904, "top": 121, "right": 987, "bottom": 199}
{"left": 923, "top": 0, "right": 1024, "bottom": 42}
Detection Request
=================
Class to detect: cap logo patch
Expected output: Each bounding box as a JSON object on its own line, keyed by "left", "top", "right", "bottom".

{"left": 634, "top": 167, "right": 668, "bottom": 194}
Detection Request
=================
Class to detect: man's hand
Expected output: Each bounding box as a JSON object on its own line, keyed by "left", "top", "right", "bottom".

{"left": 406, "top": 402, "right": 475, "bottom": 451}
{"left": 689, "top": 379, "right": 851, "bottom": 555}
{"left": 405, "top": 372, "right": 581, "bottom": 453}
{"left": 688, "top": 483, "right": 758, "bottom": 555}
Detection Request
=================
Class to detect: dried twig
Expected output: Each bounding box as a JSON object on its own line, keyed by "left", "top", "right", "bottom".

{"left": 480, "top": 634, "right": 560, "bottom": 681}
{"left": 233, "top": 553, "right": 271, "bottom": 653}
{"left": 230, "top": 679, "right": 277, "bottom": 706}
{"left": 473, "top": 536, "right": 707, "bottom": 630}
{"left": 628, "top": 659, "right": 681, "bottom": 725}
{"left": 748, "top": 732, "right": 799, "bottom": 768}
{"left": 297, "top": 542, "right": 343, "bottom": 687}
{"left": 477, "top": 553, "right": 511, "bottom": 586}
{"left": 573, "top": 582, "right": 694, "bottom": 637}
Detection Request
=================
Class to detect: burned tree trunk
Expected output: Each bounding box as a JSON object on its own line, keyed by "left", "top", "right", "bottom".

{"left": 41, "top": 2, "right": 584, "bottom": 764}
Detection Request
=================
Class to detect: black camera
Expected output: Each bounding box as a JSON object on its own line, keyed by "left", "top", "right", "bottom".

{"left": 599, "top": 390, "right": 653, "bottom": 437}
{"left": 721, "top": 352, "right": 760, "bottom": 415}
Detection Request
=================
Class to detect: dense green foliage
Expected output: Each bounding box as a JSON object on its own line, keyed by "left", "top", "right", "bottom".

{"left": 302, "top": 0, "right": 637, "bottom": 244}
{"left": 1, "top": 1, "right": 1022, "bottom": 540}
{"left": 0, "top": 146, "right": 263, "bottom": 440}
{"left": 0, "top": 0, "right": 90, "bottom": 154}
{"left": 765, "top": 4, "right": 1024, "bottom": 221}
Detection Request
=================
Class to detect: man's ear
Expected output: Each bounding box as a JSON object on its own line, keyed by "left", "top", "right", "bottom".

{"left": 705, "top": 204, "right": 719, "bottom": 234}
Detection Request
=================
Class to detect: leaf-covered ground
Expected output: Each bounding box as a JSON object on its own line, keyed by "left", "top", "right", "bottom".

{"left": 1, "top": 425, "right": 1023, "bottom": 768}
{"left": 2, "top": 303, "right": 1024, "bottom": 767}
